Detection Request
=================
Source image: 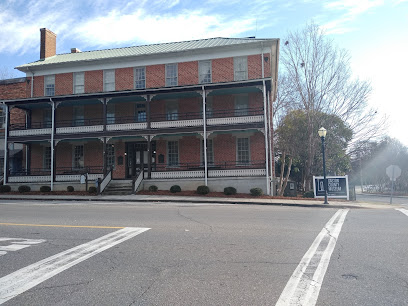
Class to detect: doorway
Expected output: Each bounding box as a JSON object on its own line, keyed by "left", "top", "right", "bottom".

{"left": 125, "top": 142, "right": 156, "bottom": 178}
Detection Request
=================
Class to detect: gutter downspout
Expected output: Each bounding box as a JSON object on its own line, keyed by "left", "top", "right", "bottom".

{"left": 202, "top": 86, "right": 208, "bottom": 186}
{"left": 49, "top": 98, "right": 55, "bottom": 191}
{"left": 3, "top": 102, "right": 9, "bottom": 183}
{"left": 261, "top": 43, "right": 270, "bottom": 195}
{"left": 27, "top": 68, "right": 34, "bottom": 98}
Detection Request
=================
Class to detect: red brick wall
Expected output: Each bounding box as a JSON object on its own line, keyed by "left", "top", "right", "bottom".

{"left": 10, "top": 108, "right": 26, "bottom": 125}
{"left": 248, "top": 55, "right": 262, "bottom": 80}
{"left": 155, "top": 139, "right": 167, "bottom": 169}
{"left": 213, "top": 134, "right": 235, "bottom": 163}
{"left": 33, "top": 76, "right": 44, "bottom": 97}
{"left": 116, "top": 67, "right": 133, "bottom": 91}
{"left": 56, "top": 105, "right": 73, "bottom": 123}
{"left": 178, "top": 61, "right": 198, "bottom": 86}
{"left": 146, "top": 64, "right": 165, "bottom": 88}
{"left": 179, "top": 136, "right": 200, "bottom": 165}
{"left": 85, "top": 70, "right": 103, "bottom": 93}
{"left": 55, "top": 73, "right": 73, "bottom": 96}
{"left": 0, "top": 80, "right": 29, "bottom": 100}
{"left": 251, "top": 132, "right": 265, "bottom": 161}
{"left": 84, "top": 141, "right": 103, "bottom": 169}
{"left": 56, "top": 142, "right": 72, "bottom": 169}
{"left": 30, "top": 144, "right": 44, "bottom": 170}
{"left": 212, "top": 57, "right": 234, "bottom": 83}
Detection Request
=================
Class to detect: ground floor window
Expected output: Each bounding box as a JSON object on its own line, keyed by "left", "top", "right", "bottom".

{"left": 106, "top": 144, "right": 115, "bottom": 170}
{"left": 201, "top": 139, "right": 214, "bottom": 166}
{"left": 73, "top": 145, "right": 84, "bottom": 169}
{"left": 237, "top": 137, "right": 250, "bottom": 165}
{"left": 167, "top": 141, "right": 179, "bottom": 166}
{"left": 43, "top": 146, "right": 51, "bottom": 170}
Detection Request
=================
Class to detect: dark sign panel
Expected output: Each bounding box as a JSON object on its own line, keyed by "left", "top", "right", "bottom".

{"left": 313, "top": 176, "right": 349, "bottom": 199}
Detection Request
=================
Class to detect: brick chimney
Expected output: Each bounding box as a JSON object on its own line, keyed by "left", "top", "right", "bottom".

{"left": 40, "top": 28, "right": 56, "bottom": 60}
{"left": 71, "top": 48, "right": 81, "bottom": 53}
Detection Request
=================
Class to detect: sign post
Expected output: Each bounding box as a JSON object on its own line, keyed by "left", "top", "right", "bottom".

{"left": 313, "top": 175, "right": 349, "bottom": 200}
{"left": 386, "top": 165, "right": 401, "bottom": 204}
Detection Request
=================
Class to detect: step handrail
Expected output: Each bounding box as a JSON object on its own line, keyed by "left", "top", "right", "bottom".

{"left": 132, "top": 170, "right": 144, "bottom": 194}
{"left": 99, "top": 169, "right": 113, "bottom": 194}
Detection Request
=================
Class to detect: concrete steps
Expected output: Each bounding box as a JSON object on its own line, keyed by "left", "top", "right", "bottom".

{"left": 103, "top": 180, "right": 133, "bottom": 195}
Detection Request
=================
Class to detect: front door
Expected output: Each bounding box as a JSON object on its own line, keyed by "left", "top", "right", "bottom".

{"left": 126, "top": 142, "right": 152, "bottom": 178}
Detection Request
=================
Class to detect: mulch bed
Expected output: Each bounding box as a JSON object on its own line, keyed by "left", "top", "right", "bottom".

{"left": 0, "top": 191, "right": 97, "bottom": 196}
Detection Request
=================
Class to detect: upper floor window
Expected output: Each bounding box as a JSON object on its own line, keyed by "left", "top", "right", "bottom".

{"left": 135, "top": 103, "right": 146, "bottom": 122}
{"left": 166, "top": 63, "right": 178, "bottom": 87}
{"left": 73, "top": 72, "right": 85, "bottom": 94}
{"left": 234, "top": 95, "right": 249, "bottom": 116}
{"left": 43, "top": 108, "right": 52, "bottom": 128}
{"left": 200, "top": 97, "right": 213, "bottom": 118}
{"left": 134, "top": 67, "right": 146, "bottom": 89}
{"left": 199, "top": 60, "right": 212, "bottom": 84}
{"left": 104, "top": 69, "right": 115, "bottom": 91}
{"left": 73, "top": 105, "right": 84, "bottom": 126}
{"left": 234, "top": 56, "right": 248, "bottom": 81}
{"left": 107, "top": 103, "right": 115, "bottom": 124}
{"left": 44, "top": 75, "right": 55, "bottom": 96}
{"left": 166, "top": 100, "right": 178, "bottom": 120}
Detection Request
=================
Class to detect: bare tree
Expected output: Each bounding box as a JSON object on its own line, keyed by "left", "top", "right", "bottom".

{"left": 0, "top": 66, "right": 16, "bottom": 80}
{"left": 276, "top": 23, "right": 386, "bottom": 190}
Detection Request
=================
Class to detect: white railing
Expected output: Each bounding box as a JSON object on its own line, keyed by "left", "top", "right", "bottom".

{"left": 9, "top": 128, "right": 52, "bottom": 136}
{"left": 99, "top": 170, "right": 112, "bottom": 194}
{"left": 151, "top": 171, "right": 204, "bottom": 179}
{"left": 133, "top": 170, "right": 144, "bottom": 193}
{"left": 56, "top": 125, "right": 104, "bottom": 134}
{"left": 107, "top": 122, "right": 147, "bottom": 131}
{"left": 151, "top": 119, "right": 203, "bottom": 129}
{"left": 208, "top": 169, "right": 266, "bottom": 177}
{"left": 8, "top": 176, "right": 51, "bottom": 183}
{"left": 207, "top": 115, "right": 264, "bottom": 126}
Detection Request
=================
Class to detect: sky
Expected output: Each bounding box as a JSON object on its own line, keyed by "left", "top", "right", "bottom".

{"left": 0, "top": 0, "right": 407, "bottom": 146}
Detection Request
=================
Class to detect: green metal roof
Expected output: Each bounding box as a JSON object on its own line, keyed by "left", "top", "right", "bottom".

{"left": 16, "top": 37, "right": 277, "bottom": 70}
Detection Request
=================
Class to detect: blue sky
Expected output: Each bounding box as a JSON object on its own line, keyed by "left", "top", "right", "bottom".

{"left": 0, "top": 0, "right": 407, "bottom": 145}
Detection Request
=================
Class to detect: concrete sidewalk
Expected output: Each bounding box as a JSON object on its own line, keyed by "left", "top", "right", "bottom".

{"left": 0, "top": 193, "right": 400, "bottom": 209}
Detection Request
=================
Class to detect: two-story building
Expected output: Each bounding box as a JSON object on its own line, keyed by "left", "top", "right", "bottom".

{"left": 1, "top": 28, "right": 279, "bottom": 194}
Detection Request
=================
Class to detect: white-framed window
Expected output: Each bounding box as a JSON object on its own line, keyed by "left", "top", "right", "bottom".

{"left": 44, "top": 75, "right": 55, "bottom": 96}
{"left": 73, "top": 72, "right": 85, "bottom": 94}
{"left": 201, "top": 139, "right": 214, "bottom": 166}
{"left": 237, "top": 137, "right": 250, "bottom": 165}
{"left": 166, "top": 63, "right": 178, "bottom": 87}
{"left": 73, "top": 145, "right": 84, "bottom": 169}
{"left": 0, "top": 107, "right": 5, "bottom": 129}
{"left": 234, "top": 95, "right": 249, "bottom": 116}
{"left": 43, "top": 146, "right": 51, "bottom": 170}
{"left": 234, "top": 56, "right": 248, "bottom": 81}
{"left": 200, "top": 97, "right": 213, "bottom": 118}
{"left": 104, "top": 69, "right": 115, "bottom": 91}
{"left": 166, "top": 100, "right": 178, "bottom": 120}
{"left": 43, "top": 108, "right": 52, "bottom": 128}
{"left": 199, "top": 60, "right": 212, "bottom": 84}
{"left": 107, "top": 103, "right": 115, "bottom": 124}
{"left": 167, "top": 140, "right": 179, "bottom": 167}
{"left": 106, "top": 144, "right": 115, "bottom": 170}
{"left": 73, "top": 105, "right": 84, "bottom": 126}
{"left": 134, "top": 67, "right": 146, "bottom": 89}
{"left": 135, "top": 103, "right": 146, "bottom": 122}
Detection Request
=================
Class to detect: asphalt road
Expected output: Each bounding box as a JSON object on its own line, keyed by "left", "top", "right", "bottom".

{"left": 0, "top": 200, "right": 407, "bottom": 305}
{"left": 356, "top": 192, "right": 408, "bottom": 206}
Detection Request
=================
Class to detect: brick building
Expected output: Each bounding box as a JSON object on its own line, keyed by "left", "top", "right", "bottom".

{"left": 1, "top": 28, "right": 279, "bottom": 194}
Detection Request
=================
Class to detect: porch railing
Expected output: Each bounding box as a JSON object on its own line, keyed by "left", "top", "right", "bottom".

{"left": 153, "top": 160, "right": 266, "bottom": 172}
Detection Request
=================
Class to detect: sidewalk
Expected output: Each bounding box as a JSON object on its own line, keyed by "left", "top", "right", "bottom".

{"left": 0, "top": 193, "right": 400, "bottom": 209}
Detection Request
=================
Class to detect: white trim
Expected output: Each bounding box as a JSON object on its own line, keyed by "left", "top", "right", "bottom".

{"left": 151, "top": 171, "right": 204, "bottom": 179}
{"left": 208, "top": 169, "right": 266, "bottom": 177}
{"left": 9, "top": 128, "right": 52, "bottom": 136}
{"left": 9, "top": 176, "right": 52, "bottom": 183}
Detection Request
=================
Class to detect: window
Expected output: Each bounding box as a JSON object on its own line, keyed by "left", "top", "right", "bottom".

{"left": 166, "top": 101, "right": 178, "bottom": 120}
{"left": 44, "top": 75, "right": 55, "bottom": 96}
{"left": 73, "top": 145, "right": 84, "bottom": 169}
{"left": 167, "top": 141, "right": 179, "bottom": 167}
{"left": 134, "top": 67, "right": 146, "bottom": 89}
{"left": 234, "top": 95, "right": 249, "bottom": 116}
{"left": 0, "top": 108, "right": 5, "bottom": 129}
{"left": 107, "top": 103, "right": 115, "bottom": 124}
{"left": 199, "top": 60, "right": 212, "bottom": 84}
{"left": 135, "top": 103, "right": 146, "bottom": 122}
{"left": 44, "top": 147, "right": 51, "bottom": 170}
{"left": 237, "top": 137, "right": 250, "bottom": 165}
{"left": 104, "top": 69, "right": 115, "bottom": 91}
{"left": 106, "top": 144, "right": 115, "bottom": 170}
{"left": 200, "top": 97, "right": 213, "bottom": 118}
{"left": 73, "top": 105, "right": 84, "bottom": 126}
{"left": 201, "top": 139, "right": 214, "bottom": 166}
{"left": 43, "top": 108, "right": 52, "bottom": 128}
{"left": 234, "top": 56, "right": 248, "bottom": 81}
{"left": 73, "top": 72, "right": 85, "bottom": 94}
{"left": 166, "top": 63, "right": 178, "bottom": 86}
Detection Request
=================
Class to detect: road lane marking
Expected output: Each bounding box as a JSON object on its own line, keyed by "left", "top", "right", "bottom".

{"left": 276, "top": 209, "right": 349, "bottom": 306}
{"left": 0, "top": 227, "right": 150, "bottom": 304}
{"left": 0, "top": 223, "right": 125, "bottom": 229}
{"left": 395, "top": 208, "right": 408, "bottom": 217}
{"left": 0, "top": 238, "right": 46, "bottom": 256}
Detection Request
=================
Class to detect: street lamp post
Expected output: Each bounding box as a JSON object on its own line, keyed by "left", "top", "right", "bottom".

{"left": 318, "top": 127, "right": 329, "bottom": 204}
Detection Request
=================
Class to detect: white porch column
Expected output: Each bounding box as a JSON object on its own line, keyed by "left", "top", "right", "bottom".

{"left": 202, "top": 86, "right": 208, "bottom": 186}
{"left": 3, "top": 103, "right": 9, "bottom": 183}
{"left": 50, "top": 99, "right": 55, "bottom": 191}
{"left": 262, "top": 80, "right": 270, "bottom": 195}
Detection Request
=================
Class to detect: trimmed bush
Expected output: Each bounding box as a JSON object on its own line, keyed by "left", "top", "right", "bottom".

{"left": 170, "top": 185, "right": 181, "bottom": 193}
{"left": 250, "top": 187, "right": 263, "bottom": 196}
{"left": 148, "top": 185, "right": 158, "bottom": 192}
{"left": 224, "top": 187, "right": 237, "bottom": 195}
{"left": 40, "top": 186, "right": 51, "bottom": 192}
{"left": 0, "top": 185, "right": 11, "bottom": 193}
{"left": 18, "top": 185, "right": 31, "bottom": 193}
{"left": 196, "top": 185, "right": 210, "bottom": 195}
{"left": 88, "top": 186, "right": 97, "bottom": 194}
{"left": 67, "top": 186, "right": 75, "bottom": 192}
{"left": 303, "top": 191, "right": 315, "bottom": 198}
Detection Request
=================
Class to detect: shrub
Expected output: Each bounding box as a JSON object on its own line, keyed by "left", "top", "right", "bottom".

{"left": 148, "top": 185, "right": 158, "bottom": 192}
{"left": 170, "top": 185, "right": 181, "bottom": 193}
{"left": 250, "top": 188, "right": 263, "bottom": 196}
{"left": 88, "top": 186, "right": 97, "bottom": 193}
{"left": 0, "top": 185, "right": 11, "bottom": 193}
{"left": 67, "top": 186, "right": 75, "bottom": 192}
{"left": 197, "top": 185, "right": 210, "bottom": 195}
{"left": 224, "top": 187, "right": 237, "bottom": 195}
{"left": 18, "top": 185, "right": 31, "bottom": 193}
{"left": 303, "top": 191, "right": 315, "bottom": 198}
{"left": 40, "top": 186, "right": 51, "bottom": 192}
